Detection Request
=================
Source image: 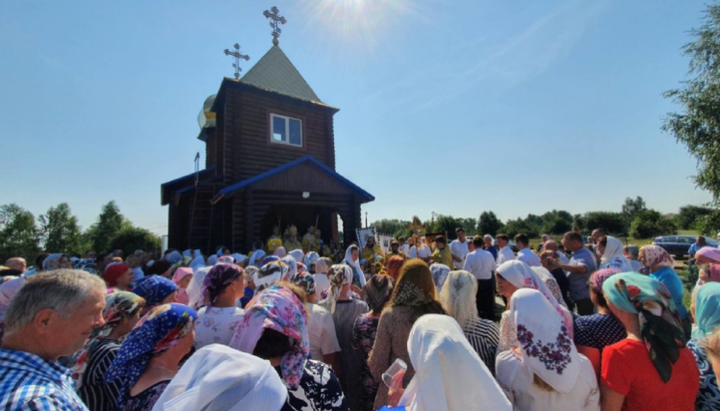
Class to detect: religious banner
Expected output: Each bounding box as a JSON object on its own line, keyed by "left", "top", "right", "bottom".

{"left": 355, "top": 227, "right": 377, "bottom": 252}
{"left": 377, "top": 234, "right": 393, "bottom": 254}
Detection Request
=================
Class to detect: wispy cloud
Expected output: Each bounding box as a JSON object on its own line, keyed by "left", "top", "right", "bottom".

{"left": 365, "top": 0, "right": 609, "bottom": 115}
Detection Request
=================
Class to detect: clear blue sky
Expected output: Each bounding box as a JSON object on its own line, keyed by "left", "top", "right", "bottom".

{"left": 0, "top": 0, "right": 712, "bottom": 236}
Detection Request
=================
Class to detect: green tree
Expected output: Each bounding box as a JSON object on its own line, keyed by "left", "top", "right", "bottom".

{"left": 38, "top": 203, "right": 85, "bottom": 255}
{"left": 88, "top": 201, "right": 127, "bottom": 252}
{"left": 621, "top": 196, "right": 647, "bottom": 224}
{"left": 542, "top": 217, "right": 573, "bottom": 235}
{"left": 629, "top": 210, "right": 677, "bottom": 239}
{"left": 663, "top": 4, "right": 720, "bottom": 232}
{"left": 675, "top": 204, "right": 713, "bottom": 230}
{"left": 478, "top": 211, "right": 504, "bottom": 236}
{"left": 501, "top": 218, "right": 538, "bottom": 238}
{"left": 109, "top": 226, "right": 161, "bottom": 256}
{"left": 373, "top": 219, "right": 412, "bottom": 238}
{"left": 0, "top": 204, "right": 40, "bottom": 261}
{"left": 584, "top": 211, "right": 626, "bottom": 234}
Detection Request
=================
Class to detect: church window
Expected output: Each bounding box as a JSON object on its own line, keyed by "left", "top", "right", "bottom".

{"left": 270, "top": 113, "right": 302, "bottom": 147}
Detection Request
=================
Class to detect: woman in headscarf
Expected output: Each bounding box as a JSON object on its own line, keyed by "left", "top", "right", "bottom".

{"left": 496, "top": 289, "right": 599, "bottom": 411}
{"left": 531, "top": 266, "right": 568, "bottom": 309}
{"left": 390, "top": 314, "right": 512, "bottom": 411}
{"left": 596, "top": 236, "right": 634, "bottom": 272}
{"left": 318, "top": 264, "right": 369, "bottom": 411}
{"left": 600, "top": 272, "right": 699, "bottom": 411}
{"left": 273, "top": 246, "right": 287, "bottom": 258}
{"left": 699, "top": 264, "right": 720, "bottom": 286}
{"left": 697, "top": 247, "right": 720, "bottom": 265}
{"left": 75, "top": 291, "right": 145, "bottom": 411}
{"left": 640, "top": 244, "right": 691, "bottom": 338}
{"left": 229, "top": 284, "right": 349, "bottom": 411}
{"left": 104, "top": 263, "right": 134, "bottom": 292}
{"left": 42, "top": 253, "right": 72, "bottom": 271}
{"left": 0, "top": 276, "right": 24, "bottom": 344}
{"left": 703, "top": 327, "right": 720, "bottom": 391}
{"left": 194, "top": 264, "right": 245, "bottom": 349}
{"left": 429, "top": 263, "right": 450, "bottom": 293}
{"left": 106, "top": 303, "right": 197, "bottom": 411}
{"left": 573, "top": 268, "right": 626, "bottom": 377}
{"left": 281, "top": 255, "right": 299, "bottom": 282}
{"left": 289, "top": 249, "right": 305, "bottom": 266}
{"left": 170, "top": 267, "right": 193, "bottom": 305}
{"left": 254, "top": 260, "right": 289, "bottom": 292}
{"left": 386, "top": 255, "right": 405, "bottom": 282}
{"left": 303, "top": 251, "right": 320, "bottom": 273}
{"left": 313, "top": 257, "right": 332, "bottom": 297}
{"left": 186, "top": 266, "right": 212, "bottom": 310}
{"left": 439, "top": 270, "right": 499, "bottom": 374}
{"left": 249, "top": 249, "right": 266, "bottom": 268}
{"left": 133, "top": 275, "right": 178, "bottom": 315}
{"left": 688, "top": 282, "right": 720, "bottom": 410}
{"left": 352, "top": 274, "right": 393, "bottom": 411}
{"left": 495, "top": 260, "right": 573, "bottom": 354}
{"left": 342, "top": 245, "right": 366, "bottom": 288}
{"left": 367, "top": 258, "right": 445, "bottom": 410}
{"left": 151, "top": 344, "right": 288, "bottom": 411}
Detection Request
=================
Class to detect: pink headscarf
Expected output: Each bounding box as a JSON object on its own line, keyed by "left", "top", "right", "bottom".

{"left": 640, "top": 245, "right": 675, "bottom": 271}
{"left": 172, "top": 267, "right": 194, "bottom": 305}
{"left": 704, "top": 264, "right": 720, "bottom": 283}
{"left": 228, "top": 285, "right": 309, "bottom": 389}
{"left": 697, "top": 247, "right": 720, "bottom": 264}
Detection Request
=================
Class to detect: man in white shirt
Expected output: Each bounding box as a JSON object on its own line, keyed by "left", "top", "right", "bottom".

{"left": 463, "top": 236, "right": 497, "bottom": 321}
{"left": 496, "top": 234, "right": 516, "bottom": 266}
{"left": 398, "top": 236, "right": 409, "bottom": 256}
{"left": 450, "top": 228, "right": 470, "bottom": 270}
{"left": 410, "top": 237, "right": 432, "bottom": 262}
{"left": 514, "top": 233, "right": 541, "bottom": 267}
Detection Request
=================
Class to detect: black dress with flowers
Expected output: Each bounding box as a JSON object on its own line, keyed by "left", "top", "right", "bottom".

{"left": 351, "top": 313, "right": 380, "bottom": 411}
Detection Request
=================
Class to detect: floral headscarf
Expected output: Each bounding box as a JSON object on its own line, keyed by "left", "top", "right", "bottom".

{"left": 640, "top": 245, "right": 675, "bottom": 271}
{"left": 590, "top": 268, "right": 622, "bottom": 294}
{"left": 693, "top": 282, "right": 720, "bottom": 340}
{"left": 511, "top": 289, "right": 580, "bottom": 393}
{"left": 602, "top": 272, "right": 685, "bottom": 382}
{"left": 387, "top": 256, "right": 405, "bottom": 281}
{"left": 292, "top": 271, "right": 316, "bottom": 296}
{"left": 132, "top": 275, "right": 178, "bottom": 307}
{"left": 73, "top": 291, "right": 145, "bottom": 389}
{"left": 201, "top": 263, "right": 243, "bottom": 306}
{"left": 229, "top": 285, "right": 309, "bottom": 389}
{"left": 327, "top": 264, "right": 352, "bottom": 313}
{"left": 391, "top": 259, "right": 439, "bottom": 308}
{"left": 254, "top": 261, "right": 289, "bottom": 291}
{"left": 106, "top": 303, "right": 197, "bottom": 407}
{"left": 281, "top": 256, "right": 298, "bottom": 280}
{"left": 697, "top": 247, "right": 720, "bottom": 264}
{"left": 303, "top": 252, "right": 320, "bottom": 270}
{"left": 296, "top": 262, "right": 307, "bottom": 274}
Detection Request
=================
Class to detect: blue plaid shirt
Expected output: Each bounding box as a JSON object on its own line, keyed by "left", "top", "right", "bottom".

{"left": 0, "top": 348, "right": 88, "bottom": 411}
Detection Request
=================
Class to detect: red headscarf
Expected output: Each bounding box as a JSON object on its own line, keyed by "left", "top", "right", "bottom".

{"left": 104, "top": 263, "right": 130, "bottom": 288}
{"left": 386, "top": 256, "right": 405, "bottom": 282}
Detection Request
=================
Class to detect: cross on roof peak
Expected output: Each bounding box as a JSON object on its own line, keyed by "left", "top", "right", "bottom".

{"left": 223, "top": 43, "right": 250, "bottom": 79}
{"left": 263, "top": 6, "right": 287, "bottom": 46}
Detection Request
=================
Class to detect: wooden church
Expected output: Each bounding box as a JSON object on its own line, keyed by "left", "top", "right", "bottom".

{"left": 161, "top": 8, "right": 374, "bottom": 253}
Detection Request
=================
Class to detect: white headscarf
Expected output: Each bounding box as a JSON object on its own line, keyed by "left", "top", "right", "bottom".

{"left": 273, "top": 247, "right": 287, "bottom": 258}
{"left": 187, "top": 266, "right": 212, "bottom": 310}
{"left": 601, "top": 236, "right": 634, "bottom": 272}
{"left": 152, "top": 344, "right": 287, "bottom": 411}
{"left": 0, "top": 276, "right": 25, "bottom": 322}
{"left": 510, "top": 289, "right": 581, "bottom": 393}
{"left": 281, "top": 256, "right": 297, "bottom": 281}
{"left": 439, "top": 270, "right": 478, "bottom": 329}
{"left": 530, "top": 266, "right": 568, "bottom": 308}
{"left": 343, "top": 245, "right": 366, "bottom": 287}
{"left": 288, "top": 249, "right": 304, "bottom": 265}
{"left": 429, "top": 263, "right": 450, "bottom": 293}
{"left": 249, "top": 250, "right": 266, "bottom": 268}
{"left": 398, "top": 315, "right": 512, "bottom": 411}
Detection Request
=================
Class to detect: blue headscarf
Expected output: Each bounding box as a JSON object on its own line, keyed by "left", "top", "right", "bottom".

{"left": 132, "top": 275, "right": 178, "bottom": 307}
{"left": 602, "top": 272, "right": 685, "bottom": 383}
{"left": 105, "top": 303, "right": 197, "bottom": 408}
{"left": 693, "top": 282, "right": 720, "bottom": 340}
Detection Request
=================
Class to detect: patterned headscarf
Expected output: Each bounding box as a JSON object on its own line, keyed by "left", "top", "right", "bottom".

{"left": 387, "top": 256, "right": 405, "bottom": 281}
{"left": 511, "top": 289, "right": 580, "bottom": 393}
{"left": 296, "top": 262, "right": 308, "bottom": 274}
{"left": 391, "top": 259, "right": 439, "bottom": 308}
{"left": 249, "top": 250, "right": 266, "bottom": 268}
{"left": 229, "top": 285, "right": 309, "bottom": 389}
{"left": 106, "top": 303, "right": 197, "bottom": 408}
{"left": 590, "top": 268, "right": 622, "bottom": 294}
{"left": 693, "top": 282, "right": 720, "bottom": 340}
{"left": 42, "top": 253, "right": 67, "bottom": 271}
{"left": 429, "top": 263, "right": 450, "bottom": 293}
{"left": 292, "top": 271, "right": 316, "bottom": 296}
{"left": 364, "top": 274, "right": 393, "bottom": 313}
{"left": 640, "top": 245, "right": 675, "bottom": 271}
{"left": 603, "top": 272, "right": 685, "bottom": 382}
{"left": 201, "top": 263, "right": 243, "bottom": 306}
{"left": 262, "top": 256, "right": 280, "bottom": 266}
{"left": 281, "top": 256, "right": 298, "bottom": 280}
{"left": 697, "top": 247, "right": 720, "bottom": 264}
{"left": 104, "top": 263, "right": 131, "bottom": 288}
{"left": 303, "top": 252, "right": 320, "bottom": 270}
{"left": 327, "top": 264, "right": 353, "bottom": 314}
{"left": 132, "top": 275, "right": 178, "bottom": 307}
{"left": 73, "top": 291, "right": 145, "bottom": 389}
{"left": 254, "top": 261, "right": 289, "bottom": 291}
{"left": 703, "top": 264, "right": 720, "bottom": 283}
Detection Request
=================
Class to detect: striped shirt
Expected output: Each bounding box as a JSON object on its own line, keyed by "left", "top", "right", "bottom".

{"left": 0, "top": 348, "right": 88, "bottom": 411}
{"left": 463, "top": 317, "right": 500, "bottom": 376}
{"left": 77, "top": 340, "right": 122, "bottom": 411}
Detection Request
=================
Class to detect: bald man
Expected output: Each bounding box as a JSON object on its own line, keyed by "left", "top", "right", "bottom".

{"left": 543, "top": 241, "right": 569, "bottom": 265}
{"left": 4, "top": 258, "right": 26, "bottom": 273}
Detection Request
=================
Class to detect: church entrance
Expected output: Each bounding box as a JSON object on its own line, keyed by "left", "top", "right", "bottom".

{"left": 260, "top": 204, "right": 339, "bottom": 247}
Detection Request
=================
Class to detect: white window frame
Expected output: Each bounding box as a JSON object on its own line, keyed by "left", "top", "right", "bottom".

{"left": 270, "top": 113, "right": 303, "bottom": 147}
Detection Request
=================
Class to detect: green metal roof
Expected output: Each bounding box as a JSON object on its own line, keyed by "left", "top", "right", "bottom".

{"left": 240, "top": 46, "right": 321, "bottom": 103}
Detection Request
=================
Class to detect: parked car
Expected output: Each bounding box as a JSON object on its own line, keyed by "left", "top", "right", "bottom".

{"left": 652, "top": 235, "right": 719, "bottom": 259}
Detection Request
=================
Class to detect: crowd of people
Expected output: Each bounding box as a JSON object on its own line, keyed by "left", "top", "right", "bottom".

{"left": 1, "top": 226, "right": 720, "bottom": 411}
